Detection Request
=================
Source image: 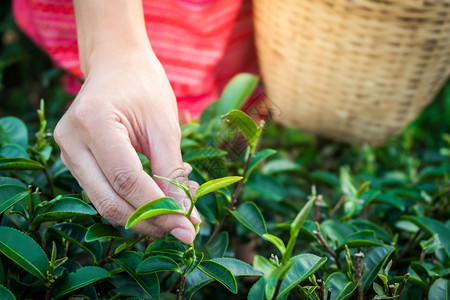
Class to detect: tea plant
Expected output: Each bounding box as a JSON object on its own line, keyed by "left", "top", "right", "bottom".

{"left": 0, "top": 73, "right": 449, "bottom": 300}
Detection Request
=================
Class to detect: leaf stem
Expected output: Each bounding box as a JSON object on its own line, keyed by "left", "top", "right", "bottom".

{"left": 394, "top": 230, "right": 421, "bottom": 267}
{"left": 330, "top": 194, "right": 346, "bottom": 217}
{"left": 186, "top": 201, "right": 195, "bottom": 220}
{"left": 317, "top": 278, "right": 324, "bottom": 300}
{"left": 98, "top": 239, "right": 115, "bottom": 267}
{"left": 326, "top": 288, "right": 332, "bottom": 300}
{"left": 313, "top": 223, "right": 342, "bottom": 269}
{"left": 176, "top": 264, "right": 190, "bottom": 300}
{"left": 354, "top": 252, "right": 365, "bottom": 300}
{"left": 271, "top": 278, "right": 282, "bottom": 300}
{"left": 206, "top": 152, "right": 252, "bottom": 246}
{"left": 396, "top": 273, "right": 409, "bottom": 298}
{"left": 43, "top": 167, "right": 55, "bottom": 198}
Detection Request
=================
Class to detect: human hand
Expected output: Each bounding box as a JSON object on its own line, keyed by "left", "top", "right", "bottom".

{"left": 54, "top": 48, "right": 201, "bottom": 244}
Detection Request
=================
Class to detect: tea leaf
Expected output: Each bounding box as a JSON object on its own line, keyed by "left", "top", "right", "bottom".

{"left": 283, "top": 197, "right": 315, "bottom": 265}
{"left": 362, "top": 246, "right": 395, "bottom": 292}
{"left": 253, "top": 255, "right": 276, "bottom": 276}
{"left": 278, "top": 254, "right": 327, "bottom": 298}
{"left": 0, "top": 226, "right": 48, "bottom": 280}
{"left": 50, "top": 224, "right": 101, "bottom": 264}
{"left": 198, "top": 260, "right": 238, "bottom": 294}
{"left": 0, "top": 117, "right": 28, "bottom": 148}
{"left": 0, "top": 184, "right": 27, "bottom": 214}
{"left": 355, "top": 181, "right": 371, "bottom": 200}
{"left": 428, "top": 278, "right": 449, "bottom": 300}
{"left": 311, "top": 171, "right": 340, "bottom": 189}
{"left": 402, "top": 216, "right": 450, "bottom": 254}
{"left": 125, "top": 197, "right": 185, "bottom": 229}
{"left": 222, "top": 110, "right": 260, "bottom": 153}
{"left": 194, "top": 176, "right": 242, "bottom": 201}
{"left": 208, "top": 231, "right": 229, "bottom": 258}
{"left": 183, "top": 148, "right": 227, "bottom": 163}
{"left": 0, "top": 144, "right": 29, "bottom": 159}
{"left": 372, "top": 193, "right": 405, "bottom": 211}
{"left": 262, "top": 233, "right": 286, "bottom": 255}
{"left": 185, "top": 258, "right": 261, "bottom": 298}
{"left": 262, "top": 159, "right": 300, "bottom": 175}
{"left": 325, "top": 272, "right": 358, "bottom": 300}
{"left": 0, "top": 285, "right": 15, "bottom": 300}
{"left": 217, "top": 73, "right": 259, "bottom": 116}
{"left": 32, "top": 197, "right": 97, "bottom": 228}
{"left": 0, "top": 158, "right": 44, "bottom": 170}
{"left": 266, "top": 260, "right": 295, "bottom": 299}
{"left": 185, "top": 252, "right": 204, "bottom": 276}
{"left": 0, "top": 177, "right": 26, "bottom": 188}
{"left": 227, "top": 201, "right": 267, "bottom": 237}
{"left": 246, "top": 149, "right": 277, "bottom": 181}
{"left": 136, "top": 255, "right": 180, "bottom": 274}
{"left": 111, "top": 251, "right": 160, "bottom": 299}
{"left": 52, "top": 266, "right": 110, "bottom": 298}
{"left": 336, "top": 230, "right": 385, "bottom": 252}
{"left": 154, "top": 175, "right": 192, "bottom": 201}
{"left": 85, "top": 223, "right": 124, "bottom": 242}
{"left": 248, "top": 277, "right": 265, "bottom": 300}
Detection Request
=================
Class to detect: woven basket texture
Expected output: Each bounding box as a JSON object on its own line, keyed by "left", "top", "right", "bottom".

{"left": 254, "top": 0, "right": 450, "bottom": 145}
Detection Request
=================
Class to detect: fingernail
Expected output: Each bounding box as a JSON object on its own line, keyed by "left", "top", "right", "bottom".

{"left": 190, "top": 210, "right": 202, "bottom": 225}
{"left": 170, "top": 228, "right": 194, "bottom": 243}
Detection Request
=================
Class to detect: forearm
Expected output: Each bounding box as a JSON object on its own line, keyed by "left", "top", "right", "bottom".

{"left": 73, "top": 0, "right": 153, "bottom": 76}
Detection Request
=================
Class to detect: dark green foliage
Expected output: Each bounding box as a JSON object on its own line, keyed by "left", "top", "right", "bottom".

{"left": 1, "top": 9, "right": 450, "bottom": 297}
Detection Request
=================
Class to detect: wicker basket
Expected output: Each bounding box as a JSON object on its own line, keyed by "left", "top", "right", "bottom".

{"left": 254, "top": 0, "right": 450, "bottom": 145}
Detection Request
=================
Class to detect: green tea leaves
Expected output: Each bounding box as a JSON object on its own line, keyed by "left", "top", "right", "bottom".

{"left": 0, "top": 158, "right": 44, "bottom": 170}
{"left": 223, "top": 110, "right": 263, "bottom": 153}
{"left": 227, "top": 201, "right": 267, "bottom": 237}
{"left": 125, "top": 197, "right": 185, "bottom": 229}
{"left": 278, "top": 254, "right": 327, "bottom": 298}
{"left": 198, "top": 260, "right": 237, "bottom": 294}
{"left": 217, "top": 73, "right": 259, "bottom": 116}
{"left": 428, "top": 278, "right": 449, "bottom": 300}
{"left": 52, "top": 266, "right": 110, "bottom": 298}
{"left": 325, "top": 272, "right": 358, "bottom": 300}
{"left": 0, "top": 184, "right": 27, "bottom": 215}
{"left": 194, "top": 176, "right": 242, "bottom": 201}
{"left": 283, "top": 196, "right": 315, "bottom": 265}
{"left": 85, "top": 223, "right": 124, "bottom": 242}
{"left": 0, "top": 227, "right": 48, "bottom": 280}
{"left": 136, "top": 255, "right": 180, "bottom": 274}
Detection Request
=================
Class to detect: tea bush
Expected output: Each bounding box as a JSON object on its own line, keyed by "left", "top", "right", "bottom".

{"left": 1, "top": 2, "right": 449, "bottom": 298}
{"left": 0, "top": 73, "right": 449, "bottom": 299}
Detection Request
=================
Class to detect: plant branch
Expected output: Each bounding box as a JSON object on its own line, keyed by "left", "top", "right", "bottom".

{"left": 43, "top": 167, "right": 55, "bottom": 198}
{"left": 206, "top": 152, "right": 252, "bottom": 246}
{"left": 330, "top": 194, "right": 346, "bottom": 217}
{"left": 176, "top": 265, "right": 189, "bottom": 300}
{"left": 326, "top": 288, "right": 332, "bottom": 300}
{"left": 396, "top": 273, "right": 409, "bottom": 298}
{"left": 317, "top": 278, "right": 324, "bottom": 300}
{"left": 354, "top": 252, "right": 365, "bottom": 300}
{"left": 98, "top": 239, "right": 115, "bottom": 267}
{"left": 313, "top": 223, "right": 342, "bottom": 269}
{"left": 394, "top": 230, "right": 421, "bottom": 267}
{"left": 271, "top": 278, "right": 282, "bottom": 300}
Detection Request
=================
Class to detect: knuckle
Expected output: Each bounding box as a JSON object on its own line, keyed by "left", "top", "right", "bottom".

{"left": 110, "top": 168, "right": 140, "bottom": 197}
{"left": 53, "top": 121, "right": 66, "bottom": 146}
{"left": 95, "top": 197, "right": 120, "bottom": 223}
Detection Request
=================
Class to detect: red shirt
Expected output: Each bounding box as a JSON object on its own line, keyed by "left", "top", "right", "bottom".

{"left": 13, "top": 0, "right": 257, "bottom": 118}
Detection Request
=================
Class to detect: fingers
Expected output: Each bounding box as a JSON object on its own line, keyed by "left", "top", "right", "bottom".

{"left": 148, "top": 131, "right": 202, "bottom": 225}
{"left": 55, "top": 118, "right": 196, "bottom": 243}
